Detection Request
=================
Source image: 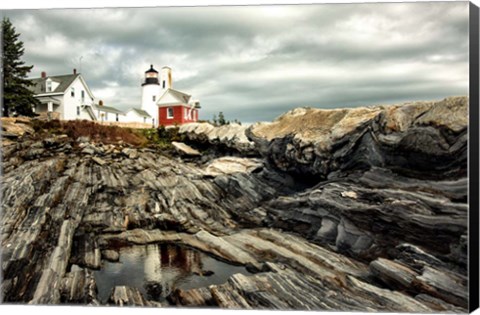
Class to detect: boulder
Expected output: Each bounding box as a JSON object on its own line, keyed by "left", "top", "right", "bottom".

{"left": 172, "top": 141, "right": 201, "bottom": 156}
{"left": 179, "top": 122, "right": 257, "bottom": 155}
{"left": 92, "top": 156, "right": 107, "bottom": 166}
{"left": 121, "top": 148, "right": 139, "bottom": 159}
{"left": 1, "top": 118, "right": 34, "bottom": 137}
{"left": 81, "top": 147, "right": 95, "bottom": 155}
{"left": 204, "top": 157, "right": 263, "bottom": 176}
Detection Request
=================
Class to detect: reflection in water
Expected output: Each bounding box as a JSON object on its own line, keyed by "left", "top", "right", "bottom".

{"left": 94, "top": 244, "right": 252, "bottom": 303}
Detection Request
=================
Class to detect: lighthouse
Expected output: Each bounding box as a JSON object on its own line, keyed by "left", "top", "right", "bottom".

{"left": 141, "top": 64, "right": 201, "bottom": 127}
{"left": 160, "top": 66, "right": 172, "bottom": 90}
{"left": 141, "top": 65, "right": 161, "bottom": 126}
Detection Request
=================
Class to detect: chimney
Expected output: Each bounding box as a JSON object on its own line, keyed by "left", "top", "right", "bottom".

{"left": 99, "top": 100, "right": 103, "bottom": 106}
{"left": 41, "top": 71, "right": 46, "bottom": 78}
{"left": 73, "top": 68, "right": 77, "bottom": 75}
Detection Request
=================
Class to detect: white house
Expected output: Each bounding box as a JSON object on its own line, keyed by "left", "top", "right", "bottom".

{"left": 91, "top": 102, "right": 152, "bottom": 125}
{"left": 28, "top": 69, "right": 97, "bottom": 120}
{"left": 92, "top": 102, "right": 124, "bottom": 122}
{"left": 122, "top": 108, "right": 152, "bottom": 124}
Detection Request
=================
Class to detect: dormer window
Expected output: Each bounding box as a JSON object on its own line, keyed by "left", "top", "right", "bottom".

{"left": 152, "top": 95, "right": 156, "bottom": 102}
{"left": 71, "top": 87, "right": 75, "bottom": 97}
{"left": 46, "top": 79, "right": 52, "bottom": 92}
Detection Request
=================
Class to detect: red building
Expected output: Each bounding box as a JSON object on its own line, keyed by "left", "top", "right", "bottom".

{"left": 157, "top": 88, "right": 200, "bottom": 126}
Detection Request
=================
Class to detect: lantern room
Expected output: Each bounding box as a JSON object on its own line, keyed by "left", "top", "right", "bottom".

{"left": 142, "top": 65, "right": 160, "bottom": 86}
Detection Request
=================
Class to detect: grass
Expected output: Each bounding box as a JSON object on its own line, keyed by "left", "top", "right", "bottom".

{"left": 31, "top": 119, "right": 147, "bottom": 146}
{"left": 30, "top": 119, "right": 185, "bottom": 149}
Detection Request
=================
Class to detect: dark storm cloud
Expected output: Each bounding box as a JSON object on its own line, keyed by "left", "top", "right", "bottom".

{"left": 4, "top": 2, "right": 469, "bottom": 122}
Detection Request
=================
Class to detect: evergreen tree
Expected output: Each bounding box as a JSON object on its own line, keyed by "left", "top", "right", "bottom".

{"left": 218, "top": 111, "right": 226, "bottom": 125}
{"left": 2, "top": 17, "right": 39, "bottom": 117}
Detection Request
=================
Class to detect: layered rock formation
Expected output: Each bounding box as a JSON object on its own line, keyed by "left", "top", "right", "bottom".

{"left": 0, "top": 96, "right": 469, "bottom": 311}
{"left": 247, "top": 96, "right": 467, "bottom": 178}
{"left": 179, "top": 122, "right": 257, "bottom": 156}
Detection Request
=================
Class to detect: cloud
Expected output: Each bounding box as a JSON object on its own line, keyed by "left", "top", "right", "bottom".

{"left": 4, "top": 1, "right": 470, "bottom": 122}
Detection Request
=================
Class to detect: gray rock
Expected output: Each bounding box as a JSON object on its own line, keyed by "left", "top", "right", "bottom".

{"left": 178, "top": 122, "right": 257, "bottom": 155}
{"left": 81, "top": 147, "right": 95, "bottom": 155}
{"left": 77, "top": 136, "right": 90, "bottom": 143}
{"left": 23, "top": 148, "right": 46, "bottom": 159}
{"left": 121, "top": 148, "right": 139, "bottom": 159}
{"left": 369, "top": 258, "right": 418, "bottom": 288}
{"left": 92, "top": 156, "right": 107, "bottom": 166}
{"left": 204, "top": 157, "right": 262, "bottom": 176}
{"left": 0, "top": 97, "right": 468, "bottom": 312}
{"left": 172, "top": 141, "right": 201, "bottom": 156}
{"left": 60, "top": 267, "right": 99, "bottom": 304}
{"left": 247, "top": 96, "right": 467, "bottom": 178}
{"left": 101, "top": 249, "right": 120, "bottom": 262}
{"left": 108, "top": 286, "right": 152, "bottom": 307}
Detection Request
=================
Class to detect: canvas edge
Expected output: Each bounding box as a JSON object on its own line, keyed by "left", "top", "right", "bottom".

{"left": 469, "top": 1, "right": 480, "bottom": 313}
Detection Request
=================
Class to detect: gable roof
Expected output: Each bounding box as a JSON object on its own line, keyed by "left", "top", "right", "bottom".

{"left": 29, "top": 74, "right": 79, "bottom": 94}
{"left": 28, "top": 73, "right": 95, "bottom": 100}
{"left": 157, "top": 88, "right": 192, "bottom": 106}
{"left": 126, "top": 108, "right": 151, "bottom": 117}
{"left": 92, "top": 104, "right": 123, "bottom": 114}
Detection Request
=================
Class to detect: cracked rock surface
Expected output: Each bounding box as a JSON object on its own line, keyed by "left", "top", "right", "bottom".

{"left": 1, "top": 96, "right": 469, "bottom": 311}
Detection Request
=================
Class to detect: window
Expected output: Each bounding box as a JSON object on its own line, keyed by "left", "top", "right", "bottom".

{"left": 71, "top": 87, "right": 75, "bottom": 97}
{"left": 105, "top": 112, "right": 108, "bottom": 121}
{"left": 143, "top": 117, "right": 146, "bottom": 123}
{"left": 81, "top": 90, "right": 85, "bottom": 103}
{"left": 116, "top": 113, "right": 119, "bottom": 122}
{"left": 76, "top": 106, "right": 80, "bottom": 116}
{"left": 152, "top": 95, "right": 156, "bottom": 102}
{"left": 184, "top": 107, "right": 188, "bottom": 119}
{"left": 162, "top": 81, "right": 166, "bottom": 89}
{"left": 46, "top": 80, "right": 52, "bottom": 92}
{"left": 167, "top": 107, "right": 174, "bottom": 119}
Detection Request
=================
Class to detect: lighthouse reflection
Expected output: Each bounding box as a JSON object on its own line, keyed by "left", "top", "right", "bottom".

{"left": 94, "top": 243, "right": 252, "bottom": 303}
{"left": 143, "top": 244, "right": 203, "bottom": 299}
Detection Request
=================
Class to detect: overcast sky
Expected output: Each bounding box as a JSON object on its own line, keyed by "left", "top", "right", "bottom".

{"left": 3, "top": 1, "right": 470, "bottom": 123}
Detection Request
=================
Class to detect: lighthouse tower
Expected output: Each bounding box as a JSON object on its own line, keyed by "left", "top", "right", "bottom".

{"left": 160, "top": 66, "right": 173, "bottom": 91}
{"left": 141, "top": 65, "right": 161, "bottom": 126}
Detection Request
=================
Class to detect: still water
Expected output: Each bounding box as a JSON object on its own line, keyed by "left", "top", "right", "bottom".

{"left": 94, "top": 243, "right": 252, "bottom": 303}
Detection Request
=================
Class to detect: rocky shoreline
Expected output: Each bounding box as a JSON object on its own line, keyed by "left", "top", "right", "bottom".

{"left": 1, "top": 96, "right": 469, "bottom": 311}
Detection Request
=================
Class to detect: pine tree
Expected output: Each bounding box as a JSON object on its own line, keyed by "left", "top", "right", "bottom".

{"left": 2, "top": 17, "right": 39, "bottom": 117}
{"left": 218, "top": 111, "right": 226, "bottom": 125}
